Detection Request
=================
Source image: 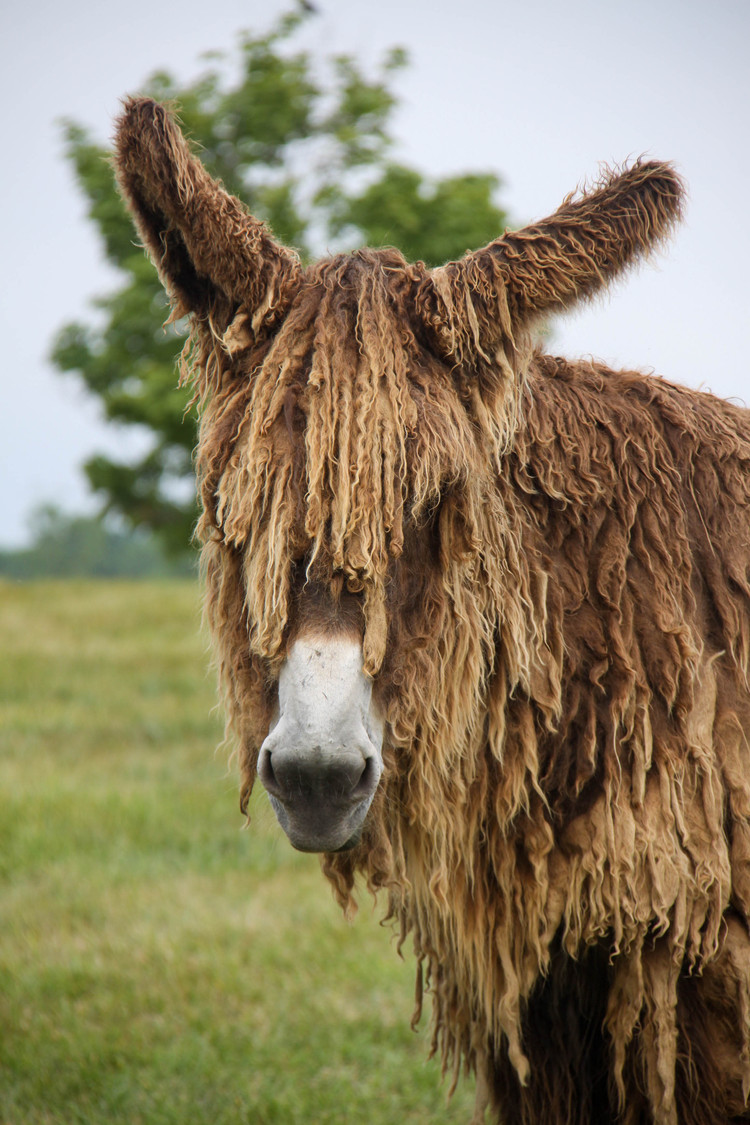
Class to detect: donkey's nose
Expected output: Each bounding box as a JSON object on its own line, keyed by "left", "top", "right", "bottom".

{"left": 256, "top": 722, "right": 382, "bottom": 853}
{"left": 256, "top": 634, "right": 384, "bottom": 852}
{"left": 257, "top": 740, "right": 377, "bottom": 806}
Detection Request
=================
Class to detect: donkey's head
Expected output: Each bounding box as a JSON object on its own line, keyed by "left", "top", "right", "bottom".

{"left": 114, "top": 98, "right": 683, "bottom": 853}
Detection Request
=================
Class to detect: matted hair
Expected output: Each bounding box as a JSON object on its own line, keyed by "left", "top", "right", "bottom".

{"left": 114, "top": 97, "right": 750, "bottom": 1125}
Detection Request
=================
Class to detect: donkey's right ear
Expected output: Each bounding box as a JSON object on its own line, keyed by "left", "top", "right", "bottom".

{"left": 416, "top": 160, "right": 684, "bottom": 368}
{"left": 113, "top": 97, "right": 300, "bottom": 329}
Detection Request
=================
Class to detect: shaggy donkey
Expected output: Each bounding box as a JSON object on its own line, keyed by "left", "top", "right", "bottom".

{"left": 115, "top": 97, "right": 750, "bottom": 1125}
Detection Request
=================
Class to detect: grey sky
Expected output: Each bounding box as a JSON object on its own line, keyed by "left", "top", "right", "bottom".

{"left": 2, "top": 0, "right": 748, "bottom": 546}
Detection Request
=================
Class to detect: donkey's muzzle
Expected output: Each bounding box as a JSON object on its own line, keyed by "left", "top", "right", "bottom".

{"left": 256, "top": 635, "right": 384, "bottom": 853}
{"left": 257, "top": 735, "right": 381, "bottom": 852}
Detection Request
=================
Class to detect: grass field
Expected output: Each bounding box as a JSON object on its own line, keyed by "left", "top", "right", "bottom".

{"left": 0, "top": 580, "right": 476, "bottom": 1124}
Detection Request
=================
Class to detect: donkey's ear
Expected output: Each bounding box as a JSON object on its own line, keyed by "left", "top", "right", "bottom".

{"left": 113, "top": 97, "right": 300, "bottom": 329}
{"left": 419, "top": 161, "right": 684, "bottom": 363}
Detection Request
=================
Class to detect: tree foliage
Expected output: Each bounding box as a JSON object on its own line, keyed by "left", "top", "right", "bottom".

{"left": 52, "top": 6, "right": 509, "bottom": 554}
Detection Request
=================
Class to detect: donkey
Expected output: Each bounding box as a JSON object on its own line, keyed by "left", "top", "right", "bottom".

{"left": 114, "top": 97, "right": 750, "bottom": 1125}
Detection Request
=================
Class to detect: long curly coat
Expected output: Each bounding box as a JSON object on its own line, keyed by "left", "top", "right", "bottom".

{"left": 114, "top": 97, "right": 750, "bottom": 1125}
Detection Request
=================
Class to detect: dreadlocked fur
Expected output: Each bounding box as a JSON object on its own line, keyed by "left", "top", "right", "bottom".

{"left": 114, "top": 97, "right": 750, "bottom": 1125}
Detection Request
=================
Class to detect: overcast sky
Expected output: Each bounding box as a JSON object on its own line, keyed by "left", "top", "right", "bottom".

{"left": 2, "top": 0, "right": 748, "bottom": 546}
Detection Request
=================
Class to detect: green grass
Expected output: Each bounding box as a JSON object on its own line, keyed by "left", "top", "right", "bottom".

{"left": 0, "top": 580, "right": 475, "bottom": 1124}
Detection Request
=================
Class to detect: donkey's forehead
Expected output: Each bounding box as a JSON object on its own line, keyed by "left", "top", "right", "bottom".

{"left": 304, "top": 245, "right": 418, "bottom": 286}
{"left": 288, "top": 247, "right": 426, "bottom": 341}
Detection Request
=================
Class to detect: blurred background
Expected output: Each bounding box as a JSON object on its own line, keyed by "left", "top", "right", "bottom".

{"left": 1, "top": 0, "right": 748, "bottom": 564}
{"left": 1, "top": 1, "right": 748, "bottom": 1121}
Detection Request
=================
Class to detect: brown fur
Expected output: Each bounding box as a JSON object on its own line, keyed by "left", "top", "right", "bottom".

{"left": 114, "top": 97, "right": 750, "bottom": 1124}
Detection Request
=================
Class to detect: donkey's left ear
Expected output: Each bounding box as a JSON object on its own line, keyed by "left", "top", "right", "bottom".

{"left": 114, "top": 97, "right": 300, "bottom": 329}
{"left": 418, "top": 161, "right": 684, "bottom": 363}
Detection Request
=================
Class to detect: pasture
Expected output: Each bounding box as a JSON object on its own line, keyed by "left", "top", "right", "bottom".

{"left": 0, "top": 579, "right": 474, "bottom": 1124}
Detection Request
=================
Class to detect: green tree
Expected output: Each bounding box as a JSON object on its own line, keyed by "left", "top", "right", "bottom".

{"left": 52, "top": 6, "right": 509, "bottom": 554}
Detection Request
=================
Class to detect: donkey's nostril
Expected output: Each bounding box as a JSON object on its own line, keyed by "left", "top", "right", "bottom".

{"left": 257, "top": 746, "right": 281, "bottom": 798}
{"left": 351, "top": 755, "right": 378, "bottom": 801}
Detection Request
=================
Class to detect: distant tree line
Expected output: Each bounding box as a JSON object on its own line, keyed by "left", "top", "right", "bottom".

{"left": 0, "top": 506, "right": 195, "bottom": 580}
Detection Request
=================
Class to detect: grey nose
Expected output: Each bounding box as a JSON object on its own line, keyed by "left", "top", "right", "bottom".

{"left": 256, "top": 724, "right": 383, "bottom": 852}
{"left": 256, "top": 635, "right": 384, "bottom": 851}
{"left": 257, "top": 742, "right": 377, "bottom": 807}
